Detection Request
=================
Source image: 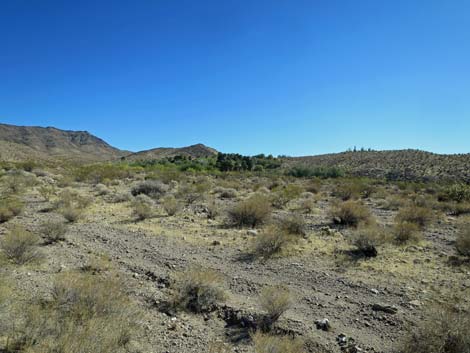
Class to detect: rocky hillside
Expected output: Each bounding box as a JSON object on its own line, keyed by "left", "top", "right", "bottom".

{"left": 0, "top": 123, "right": 127, "bottom": 162}
{"left": 122, "top": 143, "right": 218, "bottom": 161}
{"left": 285, "top": 149, "right": 470, "bottom": 182}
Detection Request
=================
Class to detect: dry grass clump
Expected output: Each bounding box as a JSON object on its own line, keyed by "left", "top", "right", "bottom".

{"left": 56, "top": 189, "right": 91, "bottom": 223}
{"left": 330, "top": 201, "right": 372, "bottom": 227}
{"left": 350, "top": 225, "right": 389, "bottom": 257}
{"left": 333, "top": 179, "right": 375, "bottom": 200}
{"left": 395, "top": 204, "right": 433, "bottom": 228}
{"left": 259, "top": 285, "right": 291, "bottom": 331}
{"left": 94, "top": 183, "right": 109, "bottom": 196}
{"left": 6, "top": 273, "right": 136, "bottom": 353}
{"left": 378, "top": 195, "right": 405, "bottom": 210}
{"left": 131, "top": 194, "right": 154, "bottom": 220}
{"left": 109, "top": 191, "right": 132, "bottom": 203}
{"left": 214, "top": 187, "right": 238, "bottom": 199}
{"left": 131, "top": 180, "right": 168, "bottom": 199}
{"left": 456, "top": 225, "right": 470, "bottom": 257}
{"left": 39, "top": 220, "right": 67, "bottom": 244}
{"left": 0, "top": 225, "right": 42, "bottom": 265}
{"left": 401, "top": 306, "right": 470, "bottom": 353}
{"left": 161, "top": 195, "right": 180, "bottom": 216}
{"left": 0, "top": 197, "right": 24, "bottom": 223}
{"left": 278, "top": 213, "right": 306, "bottom": 237}
{"left": 252, "top": 332, "right": 304, "bottom": 353}
{"left": 228, "top": 194, "right": 271, "bottom": 228}
{"left": 172, "top": 268, "right": 225, "bottom": 313}
{"left": 270, "top": 184, "right": 303, "bottom": 209}
{"left": 392, "top": 222, "right": 422, "bottom": 245}
{"left": 252, "top": 227, "right": 294, "bottom": 259}
{"left": 38, "top": 185, "right": 55, "bottom": 201}
{"left": 206, "top": 197, "right": 220, "bottom": 220}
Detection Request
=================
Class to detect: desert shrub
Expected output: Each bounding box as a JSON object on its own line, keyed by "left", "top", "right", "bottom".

{"left": 333, "top": 179, "right": 376, "bottom": 201}
{"left": 0, "top": 226, "right": 42, "bottom": 265}
{"left": 439, "top": 202, "right": 470, "bottom": 216}
{"left": 304, "top": 179, "right": 321, "bottom": 194}
{"left": 270, "top": 184, "right": 303, "bottom": 209}
{"left": 330, "top": 201, "right": 372, "bottom": 227}
{"left": 7, "top": 273, "right": 136, "bottom": 353}
{"left": 172, "top": 268, "right": 225, "bottom": 313}
{"left": 259, "top": 285, "right": 291, "bottom": 331}
{"left": 109, "top": 191, "right": 132, "bottom": 203}
{"left": 206, "top": 198, "right": 220, "bottom": 220}
{"left": 40, "top": 220, "right": 67, "bottom": 244}
{"left": 131, "top": 180, "right": 168, "bottom": 199}
{"left": 392, "top": 222, "right": 422, "bottom": 245}
{"left": 350, "top": 225, "right": 389, "bottom": 257}
{"left": 38, "top": 185, "right": 55, "bottom": 201}
{"left": 401, "top": 306, "right": 470, "bottom": 353}
{"left": 131, "top": 194, "right": 154, "bottom": 220}
{"left": 456, "top": 225, "right": 470, "bottom": 257}
{"left": 252, "top": 227, "right": 294, "bottom": 259}
{"left": 161, "top": 195, "right": 180, "bottom": 216}
{"left": 278, "top": 213, "right": 306, "bottom": 236}
{"left": 0, "top": 197, "right": 23, "bottom": 223}
{"left": 298, "top": 197, "right": 315, "bottom": 213}
{"left": 215, "top": 187, "right": 238, "bottom": 199}
{"left": 60, "top": 206, "right": 83, "bottom": 223}
{"left": 252, "top": 332, "right": 304, "bottom": 353}
{"left": 95, "top": 183, "right": 109, "bottom": 196}
{"left": 73, "top": 163, "right": 134, "bottom": 184}
{"left": 379, "top": 195, "right": 405, "bottom": 210}
{"left": 438, "top": 183, "right": 470, "bottom": 203}
{"left": 228, "top": 194, "right": 271, "bottom": 228}
{"left": 395, "top": 205, "right": 433, "bottom": 228}
{"left": 177, "top": 179, "right": 211, "bottom": 204}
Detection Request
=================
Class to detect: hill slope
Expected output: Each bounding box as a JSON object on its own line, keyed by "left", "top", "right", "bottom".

{"left": 286, "top": 149, "right": 470, "bottom": 181}
{"left": 122, "top": 143, "right": 218, "bottom": 161}
{"left": 0, "top": 123, "right": 126, "bottom": 162}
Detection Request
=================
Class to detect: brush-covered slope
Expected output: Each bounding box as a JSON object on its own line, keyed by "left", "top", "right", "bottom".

{"left": 285, "top": 149, "right": 470, "bottom": 181}
{"left": 0, "top": 123, "right": 126, "bottom": 162}
{"left": 122, "top": 143, "right": 218, "bottom": 161}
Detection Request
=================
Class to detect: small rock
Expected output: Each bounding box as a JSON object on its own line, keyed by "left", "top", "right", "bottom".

{"left": 247, "top": 230, "right": 258, "bottom": 236}
{"left": 314, "top": 318, "right": 331, "bottom": 331}
{"left": 371, "top": 303, "right": 398, "bottom": 314}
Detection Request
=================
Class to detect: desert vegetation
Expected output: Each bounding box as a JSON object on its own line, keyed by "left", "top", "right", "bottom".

{"left": 1, "top": 153, "right": 469, "bottom": 353}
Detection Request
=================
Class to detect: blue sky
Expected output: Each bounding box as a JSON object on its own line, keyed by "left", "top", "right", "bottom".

{"left": 1, "top": 0, "right": 469, "bottom": 155}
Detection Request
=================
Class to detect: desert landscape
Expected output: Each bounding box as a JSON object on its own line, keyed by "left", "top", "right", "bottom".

{"left": 1, "top": 124, "right": 469, "bottom": 353}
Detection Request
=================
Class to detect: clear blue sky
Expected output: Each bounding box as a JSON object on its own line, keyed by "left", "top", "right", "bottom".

{"left": 1, "top": 1, "right": 469, "bottom": 156}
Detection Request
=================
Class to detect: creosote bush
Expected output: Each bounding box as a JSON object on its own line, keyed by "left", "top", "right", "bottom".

{"left": 0, "top": 197, "right": 24, "bottom": 223}
{"left": 330, "top": 201, "right": 372, "bottom": 227}
{"left": 456, "top": 225, "right": 470, "bottom": 257}
{"left": 56, "top": 189, "right": 91, "bottom": 223}
{"left": 161, "top": 195, "right": 180, "bottom": 216}
{"left": 252, "top": 332, "right": 304, "bottom": 353}
{"left": 401, "top": 306, "right": 470, "bottom": 353}
{"left": 0, "top": 225, "right": 42, "bottom": 265}
{"left": 350, "top": 225, "right": 389, "bottom": 257}
{"left": 395, "top": 204, "right": 433, "bottom": 228}
{"left": 259, "top": 285, "right": 291, "bottom": 331}
{"left": 278, "top": 213, "right": 306, "bottom": 237}
{"left": 252, "top": 227, "right": 295, "bottom": 259}
{"left": 270, "top": 184, "right": 303, "bottom": 209}
{"left": 173, "top": 268, "right": 225, "bottom": 313}
{"left": 131, "top": 194, "right": 154, "bottom": 220}
{"left": 392, "top": 222, "right": 422, "bottom": 245}
{"left": 131, "top": 180, "right": 168, "bottom": 199}
{"left": 6, "top": 273, "right": 136, "bottom": 353}
{"left": 40, "top": 220, "right": 67, "bottom": 244}
{"left": 228, "top": 194, "right": 271, "bottom": 228}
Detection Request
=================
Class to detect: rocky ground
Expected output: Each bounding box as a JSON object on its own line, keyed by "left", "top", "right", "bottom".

{"left": 2, "top": 173, "right": 470, "bottom": 353}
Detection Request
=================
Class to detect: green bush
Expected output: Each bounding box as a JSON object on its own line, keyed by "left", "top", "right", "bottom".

{"left": 228, "top": 194, "right": 271, "bottom": 228}
{"left": 270, "top": 184, "right": 303, "bottom": 209}
{"left": 0, "top": 197, "right": 23, "bottom": 223}
{"left": 161, "top": 195, "right": 180, "bottom": 216}
{"left": 131, "top": 194, "right": 154, "bottom": 220}
{"left": 287, "top": 165, "right": 343, "bottom": 179}
{"left": 351, "top": 225, "right": 389, "bottom": 257}
{"left": 278, "top": 213, "right": 306, "bottom": 236}
{"left": 438, "top": 183, "right": 470, "bottom": 203}
{"left": 392, "top": 222, "right": 422, "bottom": 244}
